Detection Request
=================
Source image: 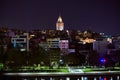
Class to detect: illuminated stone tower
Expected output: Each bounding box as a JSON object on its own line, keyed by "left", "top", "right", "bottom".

{"left": 56, "top": 16, "right": 64, "bottom": 31}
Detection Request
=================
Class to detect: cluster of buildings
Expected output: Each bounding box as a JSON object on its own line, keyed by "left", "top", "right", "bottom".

{"left": 0, "top": 16, "right": 120, "bottom": 66}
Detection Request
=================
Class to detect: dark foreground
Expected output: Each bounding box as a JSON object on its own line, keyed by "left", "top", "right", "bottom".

{"left": 1, "top": 71, "right": 120, "bottom": 80}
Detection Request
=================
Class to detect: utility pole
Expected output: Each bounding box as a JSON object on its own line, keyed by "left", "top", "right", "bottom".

{"left": 23, "top": 33, "right": 29, "bottom": 65}
{"left": 23, "top": 33, "right": 29, "bottom": 52}
{"left": 26, "top": 33, "right": 29, "bottom": 52}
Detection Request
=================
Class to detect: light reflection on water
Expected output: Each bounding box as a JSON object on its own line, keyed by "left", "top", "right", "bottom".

{"left": 117, "top": 76, "right": 120, "bottom": 80}
{"left": 2, "top": 75, "right": 120, "bottom": 80}
{"left": 19, "top": 76, "right": 120, "bottom": 80}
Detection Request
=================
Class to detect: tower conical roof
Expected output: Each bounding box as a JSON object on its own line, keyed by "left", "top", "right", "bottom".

{"left": 57, "top": 16, "right": 63, "bottom": 23}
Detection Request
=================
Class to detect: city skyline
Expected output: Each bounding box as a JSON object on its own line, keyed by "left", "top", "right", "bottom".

{"left": 0, "top": 0, "right": 120, "bottom": 35}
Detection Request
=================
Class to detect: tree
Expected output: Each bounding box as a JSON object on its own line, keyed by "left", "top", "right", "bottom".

{"left": 107, "top": 43, "right": 115, "bottom": 49}
{"left": 5, "top": 47, "right": 25, "bottom": 68}
{"left": 29, "top": 45, "right": 49, "bottom": 65}
{"left": 89, "top": 51, "right": 99, "bottom": 66}
{"left": 47, "top": 48, "right": 60, "bottom": 66}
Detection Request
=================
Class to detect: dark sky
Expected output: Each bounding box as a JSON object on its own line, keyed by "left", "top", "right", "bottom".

{"left": 0, "top": 0, "right": 120, "bottom": 35}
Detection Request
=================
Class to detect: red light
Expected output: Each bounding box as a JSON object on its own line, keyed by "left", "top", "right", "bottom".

{"left": 104, "top": 77, "right": 107, "bottom": 80}
{"left": 100, "top": 58, "right": 106, "bottom": 63}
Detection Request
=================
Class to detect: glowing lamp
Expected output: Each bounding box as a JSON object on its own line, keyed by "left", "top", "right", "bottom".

{"left": 100, "top": 58, "right": 106, "bottom": 64}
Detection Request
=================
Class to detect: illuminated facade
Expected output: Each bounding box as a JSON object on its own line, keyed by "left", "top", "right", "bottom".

{"left": 80, "top": 38, "right": 95, "bottom": 44}
{"left": 56, "top": 16, "right": 64, "bottom": 31}
{"left": 59, "top": 40, "right": 69, "bottom": 49}
{"left": 11, "top": 33, "right": 29, "bottom": 52}
{"left": 47, "top": 38, "right": 60, "bottom": 48}
{"left": 93, "top": 38, "right": 109, "bottom": 54}
{"left": 59, "top": 40, "right": 69, "bottom": 54}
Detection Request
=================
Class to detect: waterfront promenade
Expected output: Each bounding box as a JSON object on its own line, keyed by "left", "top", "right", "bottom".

{"left": 1, "top": 66, "right": 120, "bottom": 80}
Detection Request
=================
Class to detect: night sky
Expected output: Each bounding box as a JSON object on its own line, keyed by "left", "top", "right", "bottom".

{"left": 0, "top": 0, "right": 120, "bottom": 35}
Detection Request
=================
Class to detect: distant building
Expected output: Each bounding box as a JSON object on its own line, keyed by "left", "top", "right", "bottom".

{"left": 80, "top": 38, "right": 95, "bottom": 44}
{"left": 59, "top": 40, "right": 69, "bottom": 49}
{"left": 93, "top": 38, "right": 110, "bottom": 54}
{"left": 56, "top": 16, "right": 64, "bottom": 31}
{"left": 39, "top": 41, "right": 49, "bottom": 51}
{"left": 11, "top": 33, "right": 29, "bottom": 52}
{"left": 7, "top": 30, "right": 15, "bottom": 37}
{"left": 47, "top": 38, "right": 60, "bottom": 48}
{"left": 59, "top": 40, "right": 69, "bottom": 54}
{"left": 112, "top": 36, "right": 120, "bottom": 49}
